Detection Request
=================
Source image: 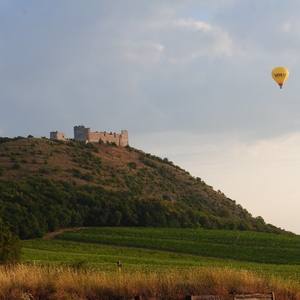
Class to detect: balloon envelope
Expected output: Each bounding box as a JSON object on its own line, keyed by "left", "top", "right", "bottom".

{"left": 272, "top": 67, "right": 289, "bottom": 89}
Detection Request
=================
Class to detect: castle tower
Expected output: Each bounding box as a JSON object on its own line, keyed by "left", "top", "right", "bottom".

{"left": 120, "top": 130, "right": 129, "bottom": 147}
{"left": 50, "top": 131, "right": 65, "bottom": 141}
{"left": 74, "top": 125, "right": 90, "bottom": 142}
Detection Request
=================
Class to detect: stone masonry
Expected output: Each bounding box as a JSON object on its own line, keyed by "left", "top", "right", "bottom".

{"left": 73, "top": 125, "right": 128, "bottom": 146}
{"left": 50, "top": 131, "right": 66, "bottom": 141}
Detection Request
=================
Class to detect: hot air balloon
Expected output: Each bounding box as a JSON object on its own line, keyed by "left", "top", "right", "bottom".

{"left": 272, "top": 67, "right": 289, "bottom": 89}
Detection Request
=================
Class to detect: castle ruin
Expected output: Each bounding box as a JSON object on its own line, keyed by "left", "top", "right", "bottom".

{"left": 73, "top": 126, "right": 128, "bottom": 146}
{"left": 50, "top": 126, "right": 129, "bottom": 147}
{"left": 50, "top": 131, "right": 66, "bottom": 141}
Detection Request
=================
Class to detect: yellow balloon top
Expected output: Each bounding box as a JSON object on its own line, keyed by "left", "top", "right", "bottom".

{"left": 272, "top": 67, "right": 289, "bottom": 89}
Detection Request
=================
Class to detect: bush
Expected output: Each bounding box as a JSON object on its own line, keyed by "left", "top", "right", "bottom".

{"left": 86, "top": 143, "right": 99, "bottom": 153}
{"left": 0, "top": 222, "right": 21, "bottom": 264}
{"left": 71, "top": 169, "right": 94, "bottom": 181}
{"left": 38, "top": 166, "right": 51, "bottom": 174}
{"left": 12, "top": 162, "right": 21, "bottom": 170}
{"left": 127, "top": 162, "right": 137, "bottom": 169}
{"left": 0, "top": 138, "right": 11, "bottom": 144}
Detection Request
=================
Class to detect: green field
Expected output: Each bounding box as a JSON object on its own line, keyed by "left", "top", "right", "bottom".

{"left": 22, "top": 227, "right": 300, "bottom": 281}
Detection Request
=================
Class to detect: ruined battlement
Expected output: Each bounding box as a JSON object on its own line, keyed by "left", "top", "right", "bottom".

{"left": 50, "top": 131, "right": 66, "bottom": 141}
{"left": 73, "top": 125, "right": 128, "bottom": 146}
{"left": 50, "top": 126, "right": 129, "bottom": 147}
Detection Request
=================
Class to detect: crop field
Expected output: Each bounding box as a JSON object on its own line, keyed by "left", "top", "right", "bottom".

{"left": 22, "top": 227, "right": 300, "bottom": 281}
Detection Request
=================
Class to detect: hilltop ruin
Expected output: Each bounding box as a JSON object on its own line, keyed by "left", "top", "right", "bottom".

{"left": 50, "top": 125, "right": 128, "bottom": 147}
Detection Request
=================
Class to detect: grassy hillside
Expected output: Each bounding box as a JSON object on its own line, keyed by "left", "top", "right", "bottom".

{"left": 0, "top": 136, "right": 285, "bottom": 238}
{"left": 22, "top": 227, "right": 300, "bottom": 281}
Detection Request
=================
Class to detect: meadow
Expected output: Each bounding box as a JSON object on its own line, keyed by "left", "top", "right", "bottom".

{"left": 22, "top": 227, "right": 300, "bottom": 281}
{"left": 0, "top": 227, "right": 297, "bottom": 299}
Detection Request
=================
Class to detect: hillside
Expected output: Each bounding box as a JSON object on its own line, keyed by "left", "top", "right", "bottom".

{"left": 0, "top": 136, "right": 285, "bottom": 238}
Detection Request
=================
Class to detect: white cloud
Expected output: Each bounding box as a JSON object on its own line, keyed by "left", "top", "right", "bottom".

{"left": 146, "top": 14, "right": 237, "bottom": 59}
{"left": 173, "top": 18, "right": 212, "bottom": 32}
{"left": 121, "top": 41, "right": 165, "bottom": 65}
{"left": 281, "top": 21, "right": 292, "bottom": 33}
{"left": 153, "top": 17, "right": 236, "bottom": 63}
{"left": 117, "top": 17, "right": 235, "bottom": 66}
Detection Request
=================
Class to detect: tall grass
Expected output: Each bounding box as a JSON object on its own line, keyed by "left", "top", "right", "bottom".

{"left": 0, "top": 265, "right": 299, "bottom": 300}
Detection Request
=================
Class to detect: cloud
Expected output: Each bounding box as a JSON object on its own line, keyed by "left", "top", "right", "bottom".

{"left": 173, "top": 18, "right": 213, "bottom": 32}
{"left": 146, "top": 17, "right": 235, "bottom": 62}
{"left": 168, "top": 18, "right": 234, "bottom": 61}
{"left": 121, "top": 41, "right": 165, "bottom": 65}
{"left": 281, "top": 21, "right": 292, "bottom": 33}
{"left": 2, "top": 1, "right": 300, "bottom": 140}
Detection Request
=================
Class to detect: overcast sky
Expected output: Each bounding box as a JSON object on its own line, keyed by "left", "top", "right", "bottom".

{"left": 1, "top": 0, "right": 300, "bottom": 233}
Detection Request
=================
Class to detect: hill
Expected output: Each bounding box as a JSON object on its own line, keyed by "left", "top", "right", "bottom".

{"left": 0, "top": 136, "right": 285, "bottom": 238}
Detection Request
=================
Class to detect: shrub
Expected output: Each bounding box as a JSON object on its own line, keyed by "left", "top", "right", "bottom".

{"left": 9, "top": 155, "right": 16, "bottom": 162}
{"left": 81, "top": 173, "right": 94, "bottom": 181}
{"left": 12, "top": 162, "right": 21, "bottom": 170}
{"left": 127, "top": 162, "right": 137, "bottom": 169}
{"left": 72, "top": 168, "right": 82, "bottom": 178}
{"left": 71, "top": 169, "right": 94, "bottom": 181}
{"left": 38, "top": 166, "right": 51, "bottom": 174}
{"left": 0, "top": 222, "right": 21, "bottom": 264}
{"left": 86, "top": 143, "right": 99, "bottom": 152}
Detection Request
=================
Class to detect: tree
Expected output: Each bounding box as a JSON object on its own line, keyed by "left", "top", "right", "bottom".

{"left": 0, "top": 221, "right": 21, "bottom": 264}
{"left": 110, "top": 210, "right": 122, "bottom": 226}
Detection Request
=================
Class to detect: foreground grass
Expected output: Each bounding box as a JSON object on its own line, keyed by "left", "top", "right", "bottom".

{"left": 0, "top": 265, "right": 299, "bottom": 300}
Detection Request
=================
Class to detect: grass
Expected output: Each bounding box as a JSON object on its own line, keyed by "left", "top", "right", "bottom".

{"left": 21, "top": 227, "right": 300, "bottom": 281}
{"left": 0, "top": 265, "right": 299, "bottom": 300}
{"left": 57, "top": 227, "right": 300, "bottom": 264}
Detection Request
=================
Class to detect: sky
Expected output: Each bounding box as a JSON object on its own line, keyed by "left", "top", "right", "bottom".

{"left": 1, "top": 0, "right": 300, "bottom": 232}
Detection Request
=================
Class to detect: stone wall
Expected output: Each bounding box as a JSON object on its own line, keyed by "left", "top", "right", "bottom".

{"left": 73, "top": 125, "right": 129, "bottom": 146}
{"left": 50, "top": 131, "right": 66, "bottom": 141}
{"left": 120, "top": 130, "right": 128, "bottom": 147}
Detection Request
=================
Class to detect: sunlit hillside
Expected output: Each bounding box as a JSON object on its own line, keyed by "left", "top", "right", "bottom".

{"left": 0, "top": 137, "right": 285, "bottom": 238}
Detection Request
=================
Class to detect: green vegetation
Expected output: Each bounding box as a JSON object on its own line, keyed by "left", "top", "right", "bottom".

{"left": 0, "top": 137, "right": 287, "bottom": 240}
{"left": 58, "top": 227, "right": 300, "bottom": 265}
{"left": 22, "top": 227, "right": 300, "bottom": 281}
{"left": 0, "top": 220, "right": 21, "bottom": 264}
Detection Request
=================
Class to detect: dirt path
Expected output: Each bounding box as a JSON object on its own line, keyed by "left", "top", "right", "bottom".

{"left": 43, "top": 227, "right": 86, "bottom": 240}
